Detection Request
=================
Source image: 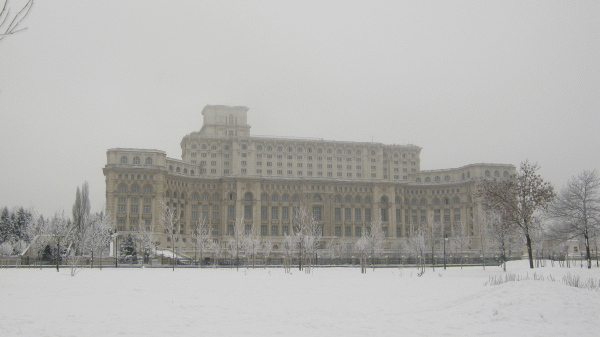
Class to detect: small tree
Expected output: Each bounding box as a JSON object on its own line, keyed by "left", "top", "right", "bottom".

{"left": 25, "top": 213, "right": 50, "bottom": 269}
{"left": 190, "top": 217, "right": 212, "bottom": 267}
{"left": 282, "top": 234, "right": 294, "bottom": 273}
{"left": 366, "top": 220, "right": 385, "bottom": 271}
{"left": 262, "top": 240, "right": 273, "bottom": 268}
{"left": 85, "top": 213, "right": 113, "bottom": 269}
{"left": 227, "top": 217, "right": 245, "bottom": 271}
{"left": 160, "top": 198, "right": 181, "bottom": 271}
{"left": 451, "top": 220, "right": 471, "bottom": 269}
{"left": 547, "top": 170, "right": 600, "bottom": 269}
{"left": 47, "top": 211, "right": 75, "bottom": 272}
{"left": 476, "top": 160, "right": 555, "bottom": 269}
{"left": 409, "top": 225, "right": 426, "bottom": 273}
{"left": 423, "top": 211, "right": 441, "bottom": 271}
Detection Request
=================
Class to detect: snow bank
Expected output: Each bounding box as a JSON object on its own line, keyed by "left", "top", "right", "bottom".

{"left": 1, "top": 261, "right": 598, "bottom": 336}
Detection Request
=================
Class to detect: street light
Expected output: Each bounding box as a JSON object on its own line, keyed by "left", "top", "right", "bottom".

{"left": 444, "top": 234, "right": 448, "bottom": 270}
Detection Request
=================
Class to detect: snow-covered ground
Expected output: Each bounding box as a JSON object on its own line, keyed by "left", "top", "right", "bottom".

{"left": 1, "top": 261, "right": 599, "bottom": 337}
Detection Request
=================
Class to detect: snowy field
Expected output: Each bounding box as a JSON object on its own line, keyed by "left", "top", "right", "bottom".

{"left": 1, "top": 261, "right": 599, "bottom": 337}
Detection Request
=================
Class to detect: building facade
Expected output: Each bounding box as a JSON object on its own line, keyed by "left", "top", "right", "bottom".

{"left": 103, "top": 105, "right": 515, "bottom": 257}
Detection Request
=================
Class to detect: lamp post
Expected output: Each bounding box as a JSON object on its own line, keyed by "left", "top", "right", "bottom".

{"left": 444, "top": 234, "right": 448, "bottom": 270}
{"left": 114, "top": 234, "right": 119, "bottom": 268}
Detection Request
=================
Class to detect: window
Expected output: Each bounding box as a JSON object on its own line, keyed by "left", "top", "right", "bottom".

{"left": 131, "top": 204, "right": 138, "bottom": 213}
{"left": 345, "top": 226, "right": 352, "bottom": 236}
{"left": 118, "top": 204, "right": 126, "bottom": 213}
{"left": 261, "top": 206, "right": 268, "bottom": 220}
{"left": 312, "top": 206, "right": 322, "bottom": 221}
{"left": 282, "top": 206, "right": 289, "bottom": 220}
{"left": 118, "top": 184, "right": 127, "bottom": 193}
{"left": 365, "top": 208, "right": 371, "bottom": 221}
{"left": 444, "top": 175, "right": 450, "bottom": 182}
{"left": 282, "top": 225, "right": 289, "bottom": 236}
{"left": 355, "top": 208, "right": 361, "bottom": 221}
{"left": 435, "top": 176, "right": 440, "bottom": 183}
{"left": 244, "top": 205, "right": 252, "bottom": 219}
{"left": 344, "top": 208, "right": 351, "bottom": 221}
{"left": 261, "top": 225, "right": 267, "bottom": 236}
{"left": 120, "top": 156, "right": 128, "bottom": 164}
{"left": 355, "top": 227, "right": 362, "bottom": 237}
{"left": 271, "top": 225, "right": 278, "bottom": 236}
{"left": 145, "top": 157, "right": 153, "bottom": 165}
{"left": 271, "top": 206, "right": 278, "bottom": 220}
{"left": 143, "top": 205, "right": 151, "bottom": 214}
{"left": 335, "top": 208, "right": 341, "bottom": 221}
{"left": 335, "top": 226, "right": 341, "bottom": 237}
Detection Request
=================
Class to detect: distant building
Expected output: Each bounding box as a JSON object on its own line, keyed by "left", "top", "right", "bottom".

{"left": 103, "top": 105, "right": 515, "bottom": 258}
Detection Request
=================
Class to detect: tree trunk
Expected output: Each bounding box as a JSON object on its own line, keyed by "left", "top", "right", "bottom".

{"left": 56, "top": 239, "right": 60, "bottom": 272}
{"left": 584, "top": 234, "right": 591, "bottom": 269}
{"left": 525, "top": 234, "right": 534, "bottom": 269}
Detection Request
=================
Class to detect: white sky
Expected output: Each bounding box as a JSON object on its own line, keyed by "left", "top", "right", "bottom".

{"left": 1, "top": 1, "right": 598, "bottom": 218}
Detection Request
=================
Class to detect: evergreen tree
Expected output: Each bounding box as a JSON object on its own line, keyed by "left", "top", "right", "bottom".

{"left": 119, "top": 234, "right": 137, "bottom": 258}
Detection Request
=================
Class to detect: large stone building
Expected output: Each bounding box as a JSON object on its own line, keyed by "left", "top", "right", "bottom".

{"left": 103, "top": 105, "right": 515, "bottom": 258}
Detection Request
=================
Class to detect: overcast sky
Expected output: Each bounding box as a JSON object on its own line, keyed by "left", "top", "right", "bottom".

{"left": 1, "top": 1, "right": 598, "bottom": 217}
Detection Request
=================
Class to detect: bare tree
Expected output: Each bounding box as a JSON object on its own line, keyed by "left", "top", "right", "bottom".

{"left": 0, "top": 0, "right": 33, "bottom": 44}
{"left": 355, "top": 233, "right": 369, "bottom": 274}
{"left": 451, "top": 220, "right": 471, "bottom": 269}
{"left": 159, "top": 198, "right": 181, "bottom": 271}
{"left": 476, "top": 206, "right": 501, "bottom": 270}
{"left": 282, "top": 234, "right": 294, "bottom": 273}
{"left": 242, "top": 223, "right": 260, "bottom": 268}
{"left": 366, "top": 220, "right": 385, "bottom": 271}
{"left": 227, "top": 217, "right": 244, "bottom": 271}
{"left": 408, "top": 225, "right": 426, "bottom": 273}
{"left": 292, "top": 204, "right": 321, "bottom": 273}
{"left": 423, "top": 211, "right": 441, "bottom": 271}
{"left": 190, "top": 217, "right": 211, "bottom": 267}
{"left": 476, "top": 160, "right": 555, "bottom": 269}
{"left": 138, "top": 218, "right": 156, "bottom": 266}
{"left": 47, "top": 211, "right": 75, "bottom": 272}
{"left": 212, "top": 241, "right": 223, "bottom": 268}
{"left": 547, "top": 170, "right": 600, "bottom": 269}
{"left": 25, "top": 212, "right": 49, "bottom": 269}
{"left": 72, "top": 182, "right": 91, "bottom": 236}
{"left": 85, "top": 212, "right": 113, "bottom": 269}
{"left": 262, "top": 240, "right": 272, "bottom": 268}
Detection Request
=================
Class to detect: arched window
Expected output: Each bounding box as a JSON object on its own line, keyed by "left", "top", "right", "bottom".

{"left": 165, "top": 190, "right": 171, "bottom": 197}
{"left": 241, "top": 144, "right": 247, "bottom": 150}
{"left": 346, "top": 150, "right": 352, "bottom": 155}
{"left": 433, "top": 198, "right": 440, "bottom": 205}
{"left": 131, "top": 185, "right": 139, "bottom": 193}
{"left": 453, "top": 197, "right": 460, "bottom": 204}
{"left": 380, "top": 196, "right": 388, "bottom": 204}
{"left": 176, "top": 167, "right": 181, "bottom": 173}
{"left": 336, "top": 149, "right": 342, "bottom": 154}
{"left": 118, "top": 184, "right": 127, "bottom": 193}
{"left": 365, "top": 196, "right": 371, "bottom": 203}
{"left": 190, "top": 170, "right": 194, "bottom": 175}
{"left": 261, "top": 194, "right": 268, "bottom": 201}
{"left": 317, "top": 148, "right": 323, "bottom": 154}
{"left": 229, "top": 193, "right": 236, "bottom": 200}
{"left": 416, "top": 178, "right": 421, "bottom": 182}
{"left": 213, "top": 194, "right": 219, "bottom": 201}
{"left": 297, "top": 147, "right": 303, "bottom": 152}
{"left": 282, "top": 194, "right": 289, "bottom": 202}
{"left": 395, "top": 197, "right": 400, "bottom": 204}
{"left": 371, "top": 150, "right": 376, "bottom": 155}
{"left": 419, "top": 198, "right": 426, "bottom": 206}
{"left": 267, "top": 146, "right": 273, "bottom": 151}
{"left": 192, "top": 193, "right": 199, "bottom": 200}
{"left": 271, "top": 194, "right": 278, "bottom": 202}
{"left": 181, "top": 193, "right": 185, "bottom": 199}
{"left": 183, "top": 168, "right": 188, "bottom": 174}
{"left": 503, "top": 171, "right": 509, "bottom": 178}
{"left": 494, "top": 170, "right": 500, "bottom": 177}
{"left": 133, "top": 156, "right": 140, "bottom": 165}
{"left": 257, "top": 145, "right": 263, "bottom": 151}
{"left": 425, "top": 177, "right": 431, "bottom": 183}
{"left": 244, "top": 192, "right": 253, "bottom": 201}
{"left": 287, "top": 147, "right": 293, "bottom": 152}
{"left": 334, "top": 195, "right": 341, "bottom": 203}
{"left": 278, "top": 146, "right": 283, "bottom": 151}
{"left": 292, "top": 195, "right": 300, "bottom": 202}
{"left": 313, "top": 194, "right": 322, "bottom": 202}
{"left": 145, "top": 157, "right": 153, "bottom": 165}
{"left": 201, "top": 144, "right": 208, "bottom": 150}
{"left": 435, "top": 176, "right": 440, "bottom": 183}
{"left": 393, "top": 153, "right": 399, "bottom": 158}
{"left": 345, "top": 195, "right": 351, "bottom": 203}
{"left": 444, "top": 198, "right": 449, "bottom": 205}
{"left": 169, "top": 165, "right": 173, "bottom": 171}
{"left": 120, "top": 156, "right": 128, "bottom": 164}
{"left": 444, "top": 175, "right": 450, "bottom": 182}
{"left": 144, "top": 185, "right": 152, "bottom": 193}
{"left": 355, "top": 196, "right": 361, "bottom": 203}
{"left": 411, "top": 198, "right": 417, "bottom": 205}
{"left": 173, "top": 191, "right": 178, "bottom": 198}
{"left": 202, "top": 193, "right": 209, "bottom": 201}
{"left": 485, "top": 170, "right": 490, "bottom": 177}
{"left": 356, "top": 150, "right": 361, "bottom": 155}
{"left": 327, "top": 148, "right": 333, "bottom": 154}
